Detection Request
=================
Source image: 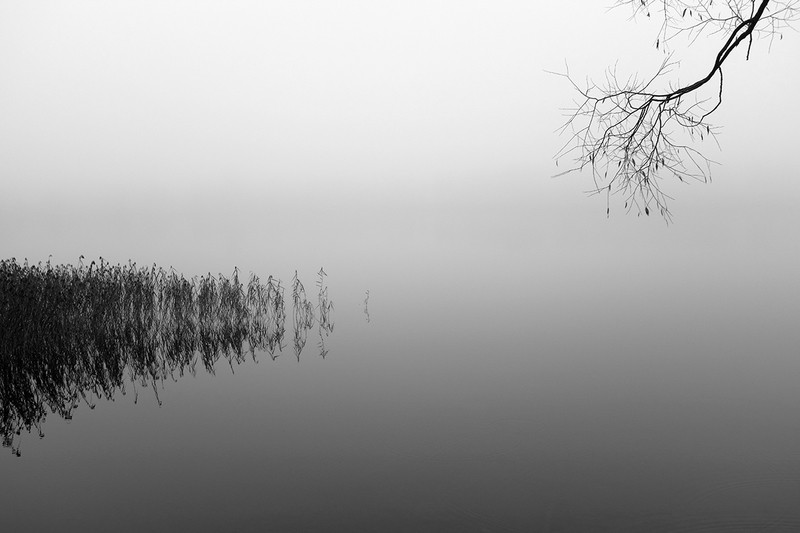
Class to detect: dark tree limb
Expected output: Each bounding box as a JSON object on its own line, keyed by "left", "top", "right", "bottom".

{"left": 553, "top": 0, "right": 798, "bottom": 220}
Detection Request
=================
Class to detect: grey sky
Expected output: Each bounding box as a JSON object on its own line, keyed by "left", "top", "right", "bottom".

{"left": 1, "top": 1, "right": 799, "bottom": 269}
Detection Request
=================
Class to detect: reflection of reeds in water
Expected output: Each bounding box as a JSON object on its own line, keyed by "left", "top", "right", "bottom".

{"left": 316, "top": 268, "right": 334, "bottom": 358}
{"left": 0, "top": 258, "right": 332, "bottom": 456}
{"left": 291, "top": 269, "right": 334, "bottom": 360}
{"left": 246, "top": 273, "right": 285, "bottom": 360}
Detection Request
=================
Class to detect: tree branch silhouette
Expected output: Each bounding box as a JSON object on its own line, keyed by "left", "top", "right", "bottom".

{"left": 553, "top": 0, "right": 798, "bottom": 220}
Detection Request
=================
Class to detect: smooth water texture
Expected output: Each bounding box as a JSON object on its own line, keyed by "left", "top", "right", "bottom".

{"left": 3, "top": 204, "right": 800, "bottom": 532}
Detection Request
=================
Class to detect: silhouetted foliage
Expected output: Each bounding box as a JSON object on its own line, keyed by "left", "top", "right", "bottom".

{"left": 0, "top": 257, "right": 333, "bottom": 456}
{"left": 553, "top": 0, "right": 798, "bottom": 220}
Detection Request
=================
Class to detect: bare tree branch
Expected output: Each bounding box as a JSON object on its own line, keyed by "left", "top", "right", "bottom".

{"left": 553, "top": 0, "right": 799, "bottom": 220}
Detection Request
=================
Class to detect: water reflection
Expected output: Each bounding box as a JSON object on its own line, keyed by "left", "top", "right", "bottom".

{"left": 290, "top": 268, "right": 334, "bottom": 360}
{"left": 0, "top": 257, "right": 334, "bottom": 456}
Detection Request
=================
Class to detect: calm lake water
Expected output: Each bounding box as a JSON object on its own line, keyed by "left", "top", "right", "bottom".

{"left": 3, "top": 196, "right": 800, "bottom": 532}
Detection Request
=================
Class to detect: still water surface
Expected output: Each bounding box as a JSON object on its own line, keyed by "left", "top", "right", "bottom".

{"left": 3, "top": 204, "right": 800, "bottom": 532}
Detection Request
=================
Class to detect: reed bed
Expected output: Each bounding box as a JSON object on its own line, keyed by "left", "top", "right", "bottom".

{"left": 0, "top": 257, "right": 332, "bottom": 456}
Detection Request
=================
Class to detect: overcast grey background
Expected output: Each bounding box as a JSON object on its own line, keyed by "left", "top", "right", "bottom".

{"left": 2, "top": 1, "right": 800, "bottom": 531}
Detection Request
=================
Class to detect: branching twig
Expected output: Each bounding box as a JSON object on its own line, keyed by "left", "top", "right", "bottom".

{"left": 553, "top": 0, "right": 798, "bottom": 219}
